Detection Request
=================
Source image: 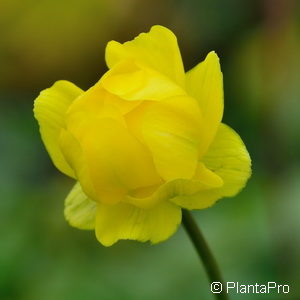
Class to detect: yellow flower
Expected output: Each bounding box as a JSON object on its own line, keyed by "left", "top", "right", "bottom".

{"left": 34, "top": 25, "right": 251, "bottom": 246}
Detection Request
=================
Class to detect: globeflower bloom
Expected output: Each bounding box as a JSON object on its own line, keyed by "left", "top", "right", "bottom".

{"left": 34, "top": 25, "right": 251, "bottom": 246}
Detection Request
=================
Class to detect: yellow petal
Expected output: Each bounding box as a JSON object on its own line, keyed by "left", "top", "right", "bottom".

{"left": 101, "top": 60, "right": 185, "bottom": 101}
{"left": 64, "top": 116, "right": 162, "bottom": 205}
{"left": 33, "top": 80, "right": 83, "bottom": 177}
{"left": 171, "top": 123, "right": 251, "bottom": 209}
{"left": 125, "top": 162, "right": 223, "bottom": 209}
{"left": 127, "top": 96, "right": 203, "bottom": 181}
{"left": 59, "top": 129, "right": 97, "bottom": 203}
{"left": 65, "top": 86, "right": 127, "bottom": 138}
{"left": 186, "top": 51, "right": 224, "bottom": 157}
{"left": 95, "top": 201, "right": 181, "bottom": 246}
{"left": 67, "top": 84, "right": 141, "bottom": 122}
{"left": 62, "top": 88, "right": 161, "bottom": 204}
{"left": 64, "top": 182, "right": 97, "bottom": 230}
{"left": 194, "top": 162, "right": 224, "bottom": 187}
{"left": 105, "top": 25, "right": 185, "bottom": 87}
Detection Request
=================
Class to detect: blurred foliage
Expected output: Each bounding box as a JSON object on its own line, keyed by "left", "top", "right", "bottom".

{"left": 0, "top": 0, "right": 300, "bottom": 299}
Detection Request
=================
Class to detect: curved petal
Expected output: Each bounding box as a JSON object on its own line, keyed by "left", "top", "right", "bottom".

{"left": 65, "top": 86, "right": 127, "bottom": 138}
{"left": 59, "top": 129, "right": 98, "bottom": 203}
{"left": 95, "top": 201, "right": 181, "bottom": 246}
{"left": 105, "top": 25, "right": 185, "bottom": 87}
{"left": 33, "top": 80, "right": 83, "bottom": 177}
{"left": 194, "top": 161, "right": 224, "bottom": 187}
{"left": 101, "top": 60, "right": 185, "bottom": 101}
{"left": 64, "top": 116, "right": 162, "bottom": 205}
{"left": 125, "top": 162, "right": 223, "bottom": 209}
{"left": 126, "top": 96, "right": 204, "bottom": 181}
{"left": 171, "top": 123, "right": 251, "bottom": 209}
{"left": 64, "top": 182, "right": 97, "bottom": 230}
{"left": 186, "top": 51, "right": 224, "bottom": 157}
{"left": 67, "top": 84, "right": 141, "bottom": 121}
{"left": 62, "top": 88, "right": 162, "bottom": 205}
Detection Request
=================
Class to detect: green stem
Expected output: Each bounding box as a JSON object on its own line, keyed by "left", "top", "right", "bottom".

{"left": 182, "top": 210, "right": 229, "bottom": 300}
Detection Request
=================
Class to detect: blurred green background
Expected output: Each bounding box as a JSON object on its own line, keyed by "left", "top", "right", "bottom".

{"left": 1, "top": 0, "right": 300, "bottom": 299}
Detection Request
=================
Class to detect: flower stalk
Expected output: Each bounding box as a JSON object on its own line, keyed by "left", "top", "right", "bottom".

{"left": 182, "top": 210, "right": 229, "bottom": 300}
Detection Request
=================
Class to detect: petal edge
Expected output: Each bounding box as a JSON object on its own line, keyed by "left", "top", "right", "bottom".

{"left": 171, "top": 123, "right": 251, "bottom": 209}
{"left": 34, "top": 80, "right": 83, "bottom": 177}
{"left": 64, "top": 182, "right": 97, "bottom": 230}
{"left": 105, "top": 25, "right": 185, "bottom": 87}
{"left": 95, "top": 201, "right": 181, "bottom": 246}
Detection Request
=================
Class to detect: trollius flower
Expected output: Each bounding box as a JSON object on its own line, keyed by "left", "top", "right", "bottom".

{"left": 34, "top": 25, "right": 251, "bottom": 246}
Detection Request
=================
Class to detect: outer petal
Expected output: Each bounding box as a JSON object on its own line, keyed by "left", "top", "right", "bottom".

{"left": 126, "top": 96, "right": 204, "bottom": 181}
{"left": 186, "top": 51, "right": 224, "bottom": 157}
{"left": 171, "top": 123, "right": 251, "bottom": 209}
{"left": 101, "top": 60, "right": 185, "bottom": 101}
{"left": 95, "top": 201, "right": 181, "bottom": 246}
{"left": 105, "top": 25, "right": 185, "bottom": 87}
{"left": 33, "top": 80, "right": 83, "bottom": 177}
{"left": 64, "top": 182, "right": 97, "bottom": 230}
